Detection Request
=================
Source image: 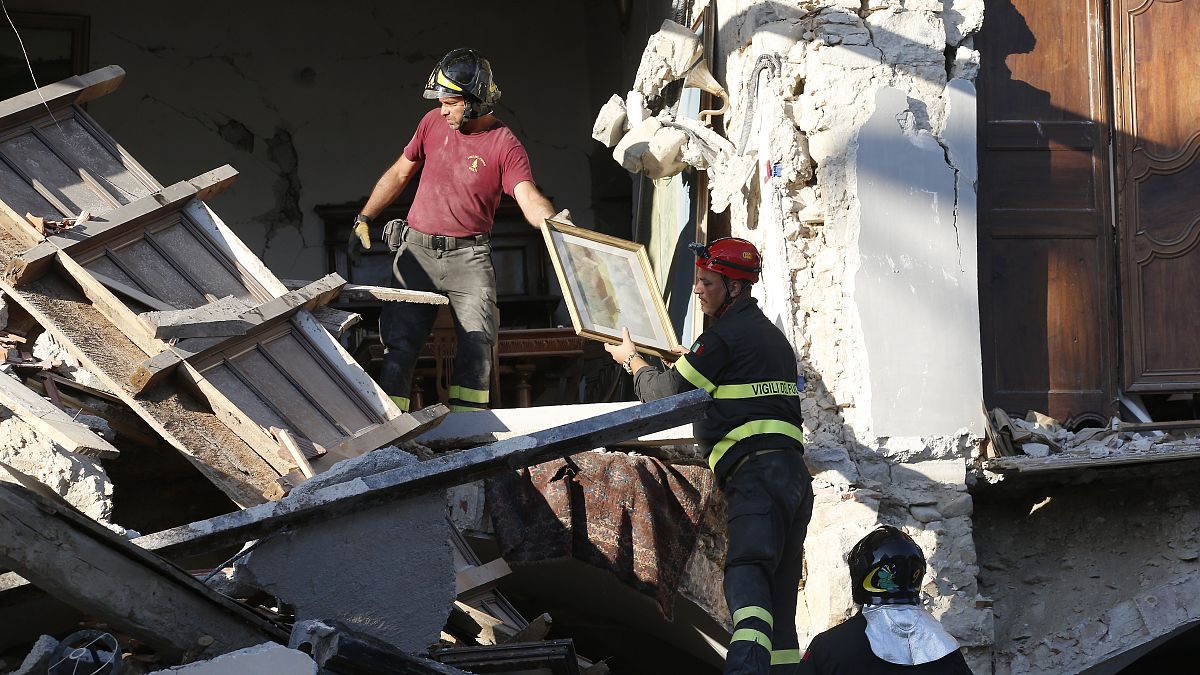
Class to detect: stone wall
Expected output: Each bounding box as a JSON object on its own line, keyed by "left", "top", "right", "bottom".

{"left": 975, "top": 469, "right": 1200, "bottom": 673}
{"left": 708, "top": 0, "right": 991, "bottom": 667}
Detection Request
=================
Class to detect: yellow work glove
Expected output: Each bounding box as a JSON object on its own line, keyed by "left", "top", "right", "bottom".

{"left": 348, "top": 214, "right": 372, "bottom": 260}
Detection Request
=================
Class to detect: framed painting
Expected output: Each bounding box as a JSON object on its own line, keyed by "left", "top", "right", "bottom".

{"left": 541, "top": 217, "right": 681, "bottom": 357}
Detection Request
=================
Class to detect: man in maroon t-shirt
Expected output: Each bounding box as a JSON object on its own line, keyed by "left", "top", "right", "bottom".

{"left": 350, "top": 48, "right": 558, "bottom": 413}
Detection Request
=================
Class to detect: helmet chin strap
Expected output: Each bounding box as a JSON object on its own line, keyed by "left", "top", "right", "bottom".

{"left": 714, "top": 277, "right": 739, "bottom": 318}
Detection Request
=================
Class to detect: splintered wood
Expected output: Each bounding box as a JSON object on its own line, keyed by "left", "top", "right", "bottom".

{"left": 0, "top": 66, "right": 443, "bottom": 504}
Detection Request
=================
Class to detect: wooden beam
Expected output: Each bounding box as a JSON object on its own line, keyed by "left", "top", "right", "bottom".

{"left": 455, "top": 558, "right": 511, "bottom": 596}
{"left": 130, "top": 274, "right": 347, "bottom": 392}
{"left": 0, "top": 375, "right": 119, "bottom": 459}
{"left": 1118, "top": 419, "right": 1200, "bottom": 433}
{"left": 274, "top": 427, "right": 315, "bottom": 479}
{"left": 0, "top": 270, "right": 283, "bottom": 506}
{"left": 312, "top": 403, "right": 450, "bottom": 472}
{"left": 90, "top": 269, "right": 174, "bottom": 311}
{"left": 133, "top": 388, "right": 710, "bottom": 558}
{"left": 0, "top": 468, "right": 282, "bottom": 661}
{"left": 282, "top": 278, "right": 448, "bottom": 306}
{"left": 140, "top": 295, "right": 254, "bottom": 340}
{"left": 985, "top": 446, "right": 1200, "bottom": 474}
{"left": 0, "top": 66, "right": 125, "bottom": 131}
{"left": 416, "top": 401, "right": 697, "bottom": 450}
{"left": 311, "top": 305, "right": 361, "bottom": 337}
{"left": 6, "top": 165, "right": 238, "bottom": 284}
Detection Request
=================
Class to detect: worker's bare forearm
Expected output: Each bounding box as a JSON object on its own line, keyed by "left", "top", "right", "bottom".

{"left": 513, "top": 180, "right": 556, "bottom": 228}
{"left": 362, "top": 155, "right": 421, "bottom": 219}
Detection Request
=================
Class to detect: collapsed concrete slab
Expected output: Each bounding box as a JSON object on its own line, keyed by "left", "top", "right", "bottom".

{"left": 149, "top": 642, "right": 316, "bottom": 674}
{"left": 236, "top": 447, "right": 456, "bottom": 653}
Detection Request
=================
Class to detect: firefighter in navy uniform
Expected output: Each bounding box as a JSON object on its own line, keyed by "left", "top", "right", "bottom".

{"left": 605, "top": 238, "right": 814, "bottom": 675}
{"left": 798, "top": 526, "right": 974, "bottom": 675}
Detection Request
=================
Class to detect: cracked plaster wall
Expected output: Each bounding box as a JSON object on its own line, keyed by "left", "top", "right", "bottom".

{"left": 712, "top": 0, "right": 989, "bottom": 666}
{"left": 17, "top": 0, "right": 603, "bottom": 278}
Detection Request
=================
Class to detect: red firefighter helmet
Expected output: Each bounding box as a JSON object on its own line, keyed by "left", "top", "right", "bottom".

{"left": 689, "top": 237, "right": 762, "bottom": 283}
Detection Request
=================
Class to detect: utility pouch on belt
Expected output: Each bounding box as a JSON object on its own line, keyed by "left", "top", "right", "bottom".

{"left": 383, "top": 218, "right": 406, "bottom": 252}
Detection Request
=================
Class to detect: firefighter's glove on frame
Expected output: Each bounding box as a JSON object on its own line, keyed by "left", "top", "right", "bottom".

{"left": 348, "top": 214, "right": 372, "bottom": 260}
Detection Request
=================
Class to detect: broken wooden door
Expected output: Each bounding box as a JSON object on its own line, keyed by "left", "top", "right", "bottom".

{"left": 976, "top": 0, "right": 1117, "bottom": 425}
{"left": 1111, "top": 0, "right": 1200, "bottom": 392}
{"left": 0, "top": 68, "right": 411, "bottom": 500}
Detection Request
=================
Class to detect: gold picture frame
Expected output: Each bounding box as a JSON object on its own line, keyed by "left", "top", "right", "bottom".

{"left": 541, "top": 217, "right": 681, "bottom": 358}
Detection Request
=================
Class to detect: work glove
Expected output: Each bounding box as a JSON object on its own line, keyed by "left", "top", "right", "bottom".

{"left": 348, "top": 214, "right": 372, "bottom": 261}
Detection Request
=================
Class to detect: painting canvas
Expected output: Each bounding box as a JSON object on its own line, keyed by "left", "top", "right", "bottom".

{"left": 541, "top": 217, "right": 681, "bottom": 357}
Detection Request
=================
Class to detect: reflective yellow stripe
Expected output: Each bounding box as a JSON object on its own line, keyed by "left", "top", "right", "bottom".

{"left": 709, "top": 420, "right": 805, "bottom": 471}
{"left": 730, "top": 629, "right": 772, "bottom": 652}
{"left": 771, "top": 649, "right": 802, "bottom": 665}
{"left": 449, "top": 404, "right": 486, "bottom": 412}
{"left": 674, "top": 355, "right": 716, "bottom": 393}
{"left": 731, "top": 605, "right": 773, "bottom": 629}
{"left": 714, "top": 380, "right": 799, "bottom": 399}
{"left": 389, "top": 395, "right": 410, "bottom": 413}
{"left": 435, "top": 70, "right": 464, "bottom": 92}
{"left": 448, "top": 386, "right": 489, "bottom": 404}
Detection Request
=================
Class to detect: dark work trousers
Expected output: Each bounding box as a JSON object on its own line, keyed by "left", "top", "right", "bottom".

{"left": 722, "top": 449, "right": 814, "bottom": 675}
{"left": 378, "top": 236, "right": 497, "bottom": 412}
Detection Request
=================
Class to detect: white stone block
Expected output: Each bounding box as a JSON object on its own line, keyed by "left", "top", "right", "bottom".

{"left": 812, "top": 44, "right": 884, "bottom": 70}
{"left": 893, "top": 459, "right": 967, "bottom": 485}
{"left": 910, "top": 504, "right": 942, "bottom": 523}
{"left": 951, "top": 46, "right": 980, "bottom": 80}
{"left": 591, "top": 94, "right": 628, "bottom": 148}
{"left": 866, "top": 9, "right": 945, "bottom": 66}
{"left": 944, "top": 0, "right": 986, "bottom": 45}
{"left": 1022, "top": 442, "right": 1050, "bottom": 458}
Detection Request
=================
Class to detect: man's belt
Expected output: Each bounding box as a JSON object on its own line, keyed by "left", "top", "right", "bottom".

{"left": 402, "top": 227, "right": 490, "bottom": 251}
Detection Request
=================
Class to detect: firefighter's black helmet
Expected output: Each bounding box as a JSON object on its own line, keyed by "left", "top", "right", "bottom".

{"left": 423, "top": 48, "right": 501, "bottom": 119}
{"left": 848, "top": 526, "right": 926, "bottom": 606}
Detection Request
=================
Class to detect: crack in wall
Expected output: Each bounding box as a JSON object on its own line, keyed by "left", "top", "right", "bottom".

{"left": 255, "top": 126, "right": 307, "bottom": 259}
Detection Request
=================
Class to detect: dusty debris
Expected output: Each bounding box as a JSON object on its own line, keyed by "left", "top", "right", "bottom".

{"left": 148, "top": 642, "right": 316, "bottom": 674}
{"left": 23, "top": 210, "right": 90, "bottom": 236}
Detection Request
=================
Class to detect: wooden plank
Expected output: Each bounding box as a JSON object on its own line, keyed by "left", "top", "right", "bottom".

{"left": 282, "top": 278, "right": 448, "bottom": 306}
{"left": 182, "top": 365, "right": 297, "bottom": 477}
{"left": 291, "top": 308, "right": 402, "bottom": 421}
{"left": 5, "top": 166, "right": 238, "bottom": 284}
{"left": 273, "top": 427, "right": 315, "bottom": 479}
{"left": 264, "top": 332, "right": 373, "bottom": 431}
{"left": 130, "top": 275, "right": 346, "bottom": 392}
{"left": 455, "top": 558, "right": 511, "bottom": 596}
{"left": 985, "top": 447, "right": 1200, "bottom": 474}
{"left": 314, "top": 403, "right": 450, "bottom": 471}
{"left": 54, "top": 246, "right": 159, "bottom": 354}
{"left": 184, "top": 200, "right": 283, "bottom": 299}
{"left": 311, "top": 305, "right": 361, "bottom": 337}
{"left": 133, "top": 388, "right": 710, "bottom": 558}
{"left": 0, "top": 470, "right": 281, "bottom": 661}
{"left": 0, "top": 67, "right": 125, "bottom": 132}
{"left": 53, "top": 257, "right": 295, "bottom": 476}
{"left": 1118, "top": 419, "right": 1200, "bottom": 433}
{"left": 0, "top": 272, "right": 282, "bottom": 506}
{"left": 90, "top": 269, "right": 173, "bottom": 311}
{"left": 140, "top": 295, "right": 253, "bottom": 340}
{"left": 416, "top": 401, "right": 697, "bottom": 450}
{"left": 0, "top": 374, "right": 119, "bottom": 458}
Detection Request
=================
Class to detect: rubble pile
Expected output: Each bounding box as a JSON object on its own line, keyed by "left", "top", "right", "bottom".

{"left": 0, "top": 68, "right": 714, "bottom": 675}
{"left": 986, "top": 407, "right": 1200, "bottom": 465}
